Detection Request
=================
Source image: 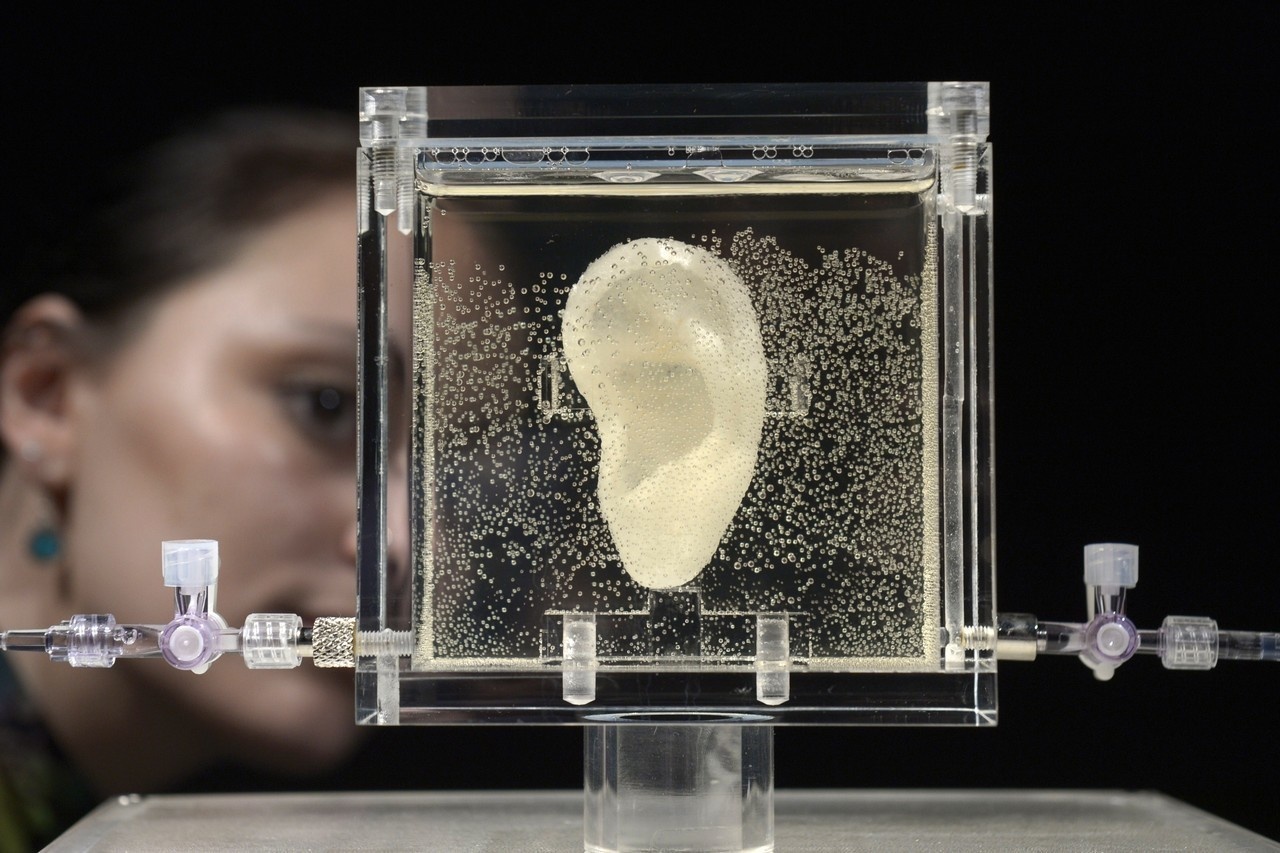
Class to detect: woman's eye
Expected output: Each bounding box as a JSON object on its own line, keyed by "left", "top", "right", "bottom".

{"left": 281, "top": 384, "right": 357, "bottom": 449}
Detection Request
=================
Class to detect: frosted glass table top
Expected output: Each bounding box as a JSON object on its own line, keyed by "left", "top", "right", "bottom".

{"left": 51, "top": 789, "right": 1276, "bottom": 852}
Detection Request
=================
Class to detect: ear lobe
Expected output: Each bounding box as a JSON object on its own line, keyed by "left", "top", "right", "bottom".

{"left": 1, "top": 294, "right": 90, "bottom": 490}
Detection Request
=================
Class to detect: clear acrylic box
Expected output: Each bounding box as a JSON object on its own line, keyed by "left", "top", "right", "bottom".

{"left": 355, "top": 83, "right": 994, "bottom": 726}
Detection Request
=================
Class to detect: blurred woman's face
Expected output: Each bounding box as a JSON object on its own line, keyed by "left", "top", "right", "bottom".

{"left": 60, "top": 190, "right": 404, "bottom": 771}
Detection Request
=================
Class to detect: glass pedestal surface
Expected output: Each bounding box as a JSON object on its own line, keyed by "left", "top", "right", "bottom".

{"left": 51, "top": 790, "right": 1277, "bottom": 852}
{"left": 585, "top": 723, "right": 773, "bottom": 853}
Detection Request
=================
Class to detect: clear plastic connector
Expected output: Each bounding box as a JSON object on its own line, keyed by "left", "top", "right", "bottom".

{"left": 1156, "top": 616, "right": 1280, "bottom": 669}
{"left": 242, "top": 613, "right": 305, "bottom": 669}
{"left": 51, "top": 615, "right": 128, "bottom": 668}
{"left": 1159, "top": 616, "right": 1218, "bottom": 670}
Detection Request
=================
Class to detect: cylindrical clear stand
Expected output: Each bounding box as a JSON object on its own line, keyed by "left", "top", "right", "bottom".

{"left": 584, "top": 721, "right": 773, "bottom": 853}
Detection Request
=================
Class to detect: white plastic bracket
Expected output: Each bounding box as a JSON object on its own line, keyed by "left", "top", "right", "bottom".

{"left": 755, "top": 613, "right": 790, "bottom": 706}
{"left": 562, "top": 613, "right": 598, "bottom": 705}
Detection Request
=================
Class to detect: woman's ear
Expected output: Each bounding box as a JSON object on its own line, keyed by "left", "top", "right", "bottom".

{"left": 0, "top": 295, "right": 90, "bottom": 491}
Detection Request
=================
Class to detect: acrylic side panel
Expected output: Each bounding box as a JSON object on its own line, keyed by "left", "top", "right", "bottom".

{"left": 357, "top": 84, "right": 994, "bottom": 724}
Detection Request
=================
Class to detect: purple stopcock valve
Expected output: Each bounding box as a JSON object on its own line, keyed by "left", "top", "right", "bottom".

{"left": 159, "top": 615, "right": 220, "bottom": 670}
{"left": 1081, "top": 613, "right": 1139, "bottom": 680}
{"left": 1080, "top": 543, "right": 1140, "bottom": 681}
{"left": 160, "top": 540, "right": 226, "bottom": 674}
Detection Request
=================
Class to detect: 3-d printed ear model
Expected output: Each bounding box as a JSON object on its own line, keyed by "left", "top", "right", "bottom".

{"left": 563, "top": 238, "right": 767, "bottom": 589}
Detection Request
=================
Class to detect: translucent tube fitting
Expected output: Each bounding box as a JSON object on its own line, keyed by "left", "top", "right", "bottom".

{"left": 49, "top": 614, "right": 124, "bottom": 668}
{"left": 1159, "top": 616, "right": 1218, "bottom": 670}
{"left": 242, "top": 613, "right": 305, "bottom": 669}
{"left": 1157, "top": 616, "right": 1280, "bottom": 668}
{"left": 5, "top": 615, "right": 169, "bottom": 667}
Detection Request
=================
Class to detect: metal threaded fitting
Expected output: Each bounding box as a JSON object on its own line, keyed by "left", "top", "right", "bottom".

{"left": 312, "top": 617, "right": 356, "bottom": 668}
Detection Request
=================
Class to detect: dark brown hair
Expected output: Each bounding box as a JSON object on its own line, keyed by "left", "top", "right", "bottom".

{"left": 4, "top": 109, "right": 352, "bottom": 330}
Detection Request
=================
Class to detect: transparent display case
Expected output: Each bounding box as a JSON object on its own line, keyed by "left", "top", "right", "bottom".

{"left": 355, "top": 83, "right": 994, "bottom": 727}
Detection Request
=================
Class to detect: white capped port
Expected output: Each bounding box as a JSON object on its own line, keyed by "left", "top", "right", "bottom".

{"left": 1096, "top": 622, "right": 1131, "bottom": 656}
{"left": 168, "top": 624, "right": 205, "bottom": 662}
{"left": 162, "top": 539, "right": 219, "bottom": 587}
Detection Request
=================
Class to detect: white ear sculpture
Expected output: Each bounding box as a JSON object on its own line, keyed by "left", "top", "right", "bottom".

{"left": 563, "top": 238, "right": 767, "bottom": 589}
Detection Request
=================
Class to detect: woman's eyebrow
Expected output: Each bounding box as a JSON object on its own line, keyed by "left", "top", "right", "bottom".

{"left": 277, "top": 320, "right": 407, "bottom": 386}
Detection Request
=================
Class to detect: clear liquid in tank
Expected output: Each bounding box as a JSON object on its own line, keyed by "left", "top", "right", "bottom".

{"left": 412, "top": 181, "right": 940, "bottom": 671}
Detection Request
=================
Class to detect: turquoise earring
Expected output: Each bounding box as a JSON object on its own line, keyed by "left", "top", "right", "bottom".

{"left": 29, "top": 526, "right": 61, "bottom": 562}
{"left": 19, "top": 441, "right": 62, "bottom": 563}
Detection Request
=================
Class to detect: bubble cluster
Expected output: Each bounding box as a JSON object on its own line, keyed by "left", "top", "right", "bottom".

{"left": 412, "top": 190, "right": 937, "bottom": 667}
{"left": 718, "top": 227, "right": 936, "bottom": 660}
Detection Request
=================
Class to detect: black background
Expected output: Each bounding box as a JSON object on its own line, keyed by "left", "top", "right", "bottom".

{"left": 7, "top": 4, "right": 1277, "bottom": 842}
